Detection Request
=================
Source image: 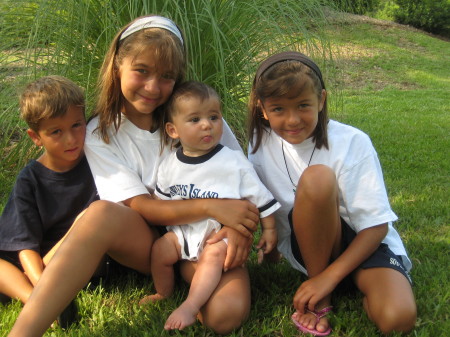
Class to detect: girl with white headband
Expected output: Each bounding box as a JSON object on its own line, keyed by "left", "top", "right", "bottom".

{"left": 9, "top": 15, "right": 257, "bottom": 336}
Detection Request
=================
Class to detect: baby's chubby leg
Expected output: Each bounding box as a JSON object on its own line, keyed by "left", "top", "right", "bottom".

{"left": 139, "top": 231, "right": 181, "bottom": 305}
{"left": 164, "top": 240, "right": 227, "bottom": 330}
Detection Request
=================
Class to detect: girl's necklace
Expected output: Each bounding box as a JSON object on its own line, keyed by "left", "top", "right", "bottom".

{"left": 281, "top": 140, "right": 316, "bottom": 193}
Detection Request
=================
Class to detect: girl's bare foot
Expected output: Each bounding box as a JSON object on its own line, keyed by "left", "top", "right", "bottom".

{"left": 292, "top": 303, "right": 332, "bottom": 335}
{"left": 164, "top": 301, "right": 199, "bottom": 330}
{"left": 139, "top": 293, "right": 166, "bottom": 305}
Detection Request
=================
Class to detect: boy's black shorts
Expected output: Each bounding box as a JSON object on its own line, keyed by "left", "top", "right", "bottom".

{"left": 0, "top": 250, "right": 23, "bottom": 271}
{"left": 288, "top": 209, "right": 412, "bottom": 285}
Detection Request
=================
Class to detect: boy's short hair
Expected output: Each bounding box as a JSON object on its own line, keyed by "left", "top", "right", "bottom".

{"left": 165, "top": 81, "right": 220, "bottom": 122}
{"left": 20, "top": 75, "right": 85, "bottom": 132}
{"left": 161, "top": 81, "right": 221, "bottom": 150}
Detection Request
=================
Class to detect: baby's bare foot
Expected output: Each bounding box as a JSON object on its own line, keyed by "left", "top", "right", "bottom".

{"left": 139, "top": 293, "right": 166, "bottom": 305}
{"left": 164, "top": 302, "right": 198, "bottom": 330}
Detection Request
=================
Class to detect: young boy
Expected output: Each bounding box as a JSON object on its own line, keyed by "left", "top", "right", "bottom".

{"left": 0, "top": 75, "right": 98, "bottom": 327}
{"left": 138, "top": 81, "right": 280, "bottom": 330}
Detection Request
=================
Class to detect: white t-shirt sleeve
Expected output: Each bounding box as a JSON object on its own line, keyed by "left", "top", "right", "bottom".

{"left": 337, "top": 137, "right": 398, "bottom": 232}
{"left": 237, "top": 154, "right": 281, "bottom": 218}
{"left": 84, "top": 133, "right": 149, "bottom": 203}
{"left": 247, "top": 143, "right": 265, "bottom": 179}
{"left": 220, "top": 119, "right": 242, "bottom": 152}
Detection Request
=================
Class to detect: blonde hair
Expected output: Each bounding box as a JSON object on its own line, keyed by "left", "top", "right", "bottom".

{"left": 93, "top": 16, "right": 186, "bottom": 143}
{"left": 20, "top": 75, "right": 85, "bottom": 132}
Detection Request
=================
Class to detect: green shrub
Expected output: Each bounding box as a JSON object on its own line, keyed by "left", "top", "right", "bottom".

{"left": 374, "top": 1, "right": 399, "bottom": 21}
{"left": 394, "top": 0, "right": 450, "bottom": 37}
{"left": 332, "top": 0, "right": 381, "bottom": 14}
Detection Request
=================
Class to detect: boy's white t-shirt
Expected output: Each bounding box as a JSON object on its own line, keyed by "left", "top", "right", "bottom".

{"left": 155, "top": 145, "right": 280, "bottom": 218}
{"left": 84, "top": 115, "right": 241, "bottom": 202}
{"left": 248, "top": 120, "right": 412, "bottom": 274}
{"left": 154, "top": 144, "right": 281, "bottom": 260}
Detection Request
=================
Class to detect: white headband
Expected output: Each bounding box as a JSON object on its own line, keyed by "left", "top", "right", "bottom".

{"left": 120, "top": 16, "right": 183, "bottom": 45}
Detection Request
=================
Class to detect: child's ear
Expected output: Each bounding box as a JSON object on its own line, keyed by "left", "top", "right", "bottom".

{"left": 257, "top": 100, "right": 269, "bottom": 120}
{"left": 27, "top": 129, "right": 43, "bottom": 147}
{"left": 319, "top": 89, "right": 327, "bottom": 111}
{"left": 165, "top": 122, "right": 179, "bottom": 140}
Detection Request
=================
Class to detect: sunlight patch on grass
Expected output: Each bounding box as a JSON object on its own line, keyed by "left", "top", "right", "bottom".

{"left": 407, "top": 69, "right": 450, "bottom": 86}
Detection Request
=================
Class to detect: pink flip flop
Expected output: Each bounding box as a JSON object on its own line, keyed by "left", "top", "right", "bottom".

{"left": 291, "top": 306, "right": 333, "bottom": 336}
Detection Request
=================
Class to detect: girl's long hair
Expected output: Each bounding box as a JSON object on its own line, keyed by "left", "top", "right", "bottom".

{"left": 93, "top": 16, "right": 186, "bottom": 143}
{"left": 248, "top": 60, "right": 329, "bottom": 153}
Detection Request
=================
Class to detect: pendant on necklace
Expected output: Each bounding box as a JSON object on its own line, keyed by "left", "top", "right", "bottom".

{"left": 281, "top": 140, "right": 316, "bottom": 195}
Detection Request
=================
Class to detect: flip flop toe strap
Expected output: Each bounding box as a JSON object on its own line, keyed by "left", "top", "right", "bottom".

{"left": 305, "top": 306, "right": 333, "bottom": 323}
{"left": 292, "top": 307, "right": 333, "bottom": 336}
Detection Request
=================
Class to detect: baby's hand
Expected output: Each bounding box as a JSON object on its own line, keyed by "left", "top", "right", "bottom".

{"left": 256, "top": 228, "right": 278, "bottom": 264}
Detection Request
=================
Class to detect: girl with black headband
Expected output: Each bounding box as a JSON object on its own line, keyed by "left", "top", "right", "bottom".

{"left": 248, "top": 51, "right": 416, "bottom": 336}
{"left": 9, "top": 15, "right": 257, "bottom": 336}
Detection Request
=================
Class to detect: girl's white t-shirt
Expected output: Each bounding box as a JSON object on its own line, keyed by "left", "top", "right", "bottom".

{"left": 248, "top": 120, "right": 411, "bottom": 274}
{"left": 84, "top": 115, "right": 241, "bottom": 203}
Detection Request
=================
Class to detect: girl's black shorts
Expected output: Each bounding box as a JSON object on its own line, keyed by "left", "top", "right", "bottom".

{"left": 288, "top": 209, "right": 412, "bottom": 285}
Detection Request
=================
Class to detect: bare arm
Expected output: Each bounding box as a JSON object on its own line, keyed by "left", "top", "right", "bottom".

{"left": 125, "top": 194, "right": 259, "bottom": 237}
{"left": 256, "top": 214, "right": 278, "bottom": 254}
{"left": 18, "top": 249, "right": 44, "bottom": 286}
{"left": 293, "top": 223, "right": 388, "bottom": 312}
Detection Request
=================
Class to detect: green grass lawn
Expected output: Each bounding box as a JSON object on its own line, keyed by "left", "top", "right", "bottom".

{"left": 1, "top": 14, "right": 449, "bottom": 337}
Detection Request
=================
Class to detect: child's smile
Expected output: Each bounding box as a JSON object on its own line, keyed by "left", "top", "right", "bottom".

{"left": 260, "top": 86, "right": 326, "bottom": 145}
{"left": 119, "top": 48, "right": 176, "bottom": 130}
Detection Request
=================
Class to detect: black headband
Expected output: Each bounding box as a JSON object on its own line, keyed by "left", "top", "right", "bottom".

{"left": 254, "top": 51, "right": 325, "bottom": 89}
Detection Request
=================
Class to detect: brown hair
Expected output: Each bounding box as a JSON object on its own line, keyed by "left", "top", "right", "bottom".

{"left": 163, "top": 80, "right": 221, "bottom": 148}
{"left": 248, "top": 52, "right": 329, "bottom": 153}
{"left": 20, "top": 75, "right": 85, "bottom": 132}
{"left": 93, "top": 16, "right": 186, "bottom": 143}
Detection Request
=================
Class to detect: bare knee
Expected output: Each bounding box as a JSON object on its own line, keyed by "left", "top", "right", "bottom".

{"left": 200, "top": 267, "right": 250, "bottom": 334}
{"left": 152, "top": 235, "right": 179, "bottom": 266}
{"left": 292, "top": 165, "right": 340, "bottom": 242}
{"left": 201, "top": 243, "right": 226, "bottom": 264}
{"left": 86, "top": 200, "right": 126, "bottom": 223}
{"left": 373, "top": 302, "right": 417, "bottom": 334}
{"left": 82, "top": 200, "right": 133, "bottom": 237}
{"left": 297, "top": 165, "right": 337, "bottom": 202}
{"left": 357, "top": 268, "right": 417, "bottom": 334}
{"left": 0, "top": 259, "right": 33, "bottom": 303}
{"left": 202, "top": 294, "right": 249, "bottom": 334}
